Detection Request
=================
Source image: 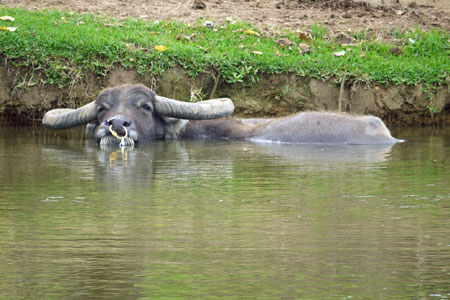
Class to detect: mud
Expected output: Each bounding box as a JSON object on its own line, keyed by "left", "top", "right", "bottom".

{"left": 0, "top": 62, "right": 448, "bottom": 126}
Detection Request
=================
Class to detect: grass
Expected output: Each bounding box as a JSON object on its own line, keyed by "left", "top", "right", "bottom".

{"left": 0, "top": 7, "right": 449, "bottom": 89}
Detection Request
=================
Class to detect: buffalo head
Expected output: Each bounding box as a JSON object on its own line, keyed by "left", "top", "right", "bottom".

{"left": 42, "top": 84, "right": 234, "bottom": 145}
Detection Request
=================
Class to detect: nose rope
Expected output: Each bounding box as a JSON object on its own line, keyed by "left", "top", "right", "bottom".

{"left": 109, "top": 124, "right": 128, "bottom": 140}
{"left": 109, "top": 125, "right": 129, "bottom": 148}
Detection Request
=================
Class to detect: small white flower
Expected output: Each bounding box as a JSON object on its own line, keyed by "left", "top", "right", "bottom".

{"left": 204, "top": 20, "right": 214, "bottom": 27}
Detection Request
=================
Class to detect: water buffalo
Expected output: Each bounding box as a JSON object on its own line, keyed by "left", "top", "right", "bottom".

{"left": 42, "top": 84, "right": 402, "bottom": 145}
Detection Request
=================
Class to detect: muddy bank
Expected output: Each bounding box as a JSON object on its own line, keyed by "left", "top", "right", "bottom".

{"left": 0, "top": 63, "right": 449, "bottom": 126}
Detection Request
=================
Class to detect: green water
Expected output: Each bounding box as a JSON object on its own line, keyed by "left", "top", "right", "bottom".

{"left": 0, "top": 127, "right": 449, "bottom": 300}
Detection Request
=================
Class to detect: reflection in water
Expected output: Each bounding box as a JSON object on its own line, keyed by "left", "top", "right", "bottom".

{"left": 40, "top": 140, "right": 395, "bottom": 193}
{"left": 0, "top": 127, "right": 449, "bottom": 299}
{"left": 108, "top": 149, "right": 129, "bottom": 167}
{"left": 248, "top": 142, "right": 394, "bottom": 163}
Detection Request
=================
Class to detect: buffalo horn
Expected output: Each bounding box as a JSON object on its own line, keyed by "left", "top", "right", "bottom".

{"left": 154, "top": 96, "right": 234, "bottom": 120}
{"left": 42, "top": 101, "right": 98, "bottom": 130}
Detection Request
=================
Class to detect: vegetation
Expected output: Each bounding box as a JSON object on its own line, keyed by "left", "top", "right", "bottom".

{"left": 0, "top": 7, "right": 449, "bottom": 88}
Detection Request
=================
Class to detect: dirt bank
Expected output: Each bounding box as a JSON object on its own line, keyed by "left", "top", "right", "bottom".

{"left": 1, "top": 62, "right": 448, "bottom": 126}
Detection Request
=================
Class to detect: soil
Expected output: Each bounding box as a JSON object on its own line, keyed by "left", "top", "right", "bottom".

{"left": 1, "top": 0, "right": 449, "bottom": 41}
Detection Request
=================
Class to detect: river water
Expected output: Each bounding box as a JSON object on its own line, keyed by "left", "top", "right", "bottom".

{"left": 0, "top": 126, "right": 449, "bottom": 300}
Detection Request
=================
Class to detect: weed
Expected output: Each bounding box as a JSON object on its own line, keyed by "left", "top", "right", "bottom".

{"left": 311, "top": 23, "right": 327, "bottom": 41}
{"left": 426, "top": 104, "right": 440, "bottom": 114}
{"left": 189, "top": 86, "right": 205, "bottom": 102}
{"left": 281, "top": 84, "right": 291, "bottom": 99}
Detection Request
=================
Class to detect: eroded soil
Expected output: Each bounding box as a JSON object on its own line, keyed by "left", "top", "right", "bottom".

{"left": 1, "top": 0, "right": 449, "bottom": 41}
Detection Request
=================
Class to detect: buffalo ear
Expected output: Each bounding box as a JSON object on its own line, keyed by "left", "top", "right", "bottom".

{"left": 85, "top": 121, "right": 99, "bottom": 138}
{"left": 161, "top": 117, "right": 189, "bottom": 140}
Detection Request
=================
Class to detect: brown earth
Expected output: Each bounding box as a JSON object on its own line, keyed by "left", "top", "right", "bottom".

{"left": 1, "top": 0, "right": 449, "bottom": 41}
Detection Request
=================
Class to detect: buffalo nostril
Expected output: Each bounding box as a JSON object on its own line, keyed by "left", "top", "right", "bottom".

{"left": 123, "top": 120, "right": 131, "bottom": 127}
{"left": 105, "top": 118, "right": 114, "bottom": 126}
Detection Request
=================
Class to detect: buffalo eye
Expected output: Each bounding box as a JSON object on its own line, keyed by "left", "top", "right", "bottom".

{"left": 97, "top": 105, "right": 108, "bottom": 114}
{"left": 140, "top": 103, "right": 152, "bottom": 112}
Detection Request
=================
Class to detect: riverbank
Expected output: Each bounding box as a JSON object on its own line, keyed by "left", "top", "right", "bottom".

{"left": 0, "top": 7, "right": 449, "bottom": 125}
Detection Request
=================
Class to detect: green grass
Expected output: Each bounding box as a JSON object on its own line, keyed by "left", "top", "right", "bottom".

{"left": 0, "top": 7, "right": 449, "bottom": 88}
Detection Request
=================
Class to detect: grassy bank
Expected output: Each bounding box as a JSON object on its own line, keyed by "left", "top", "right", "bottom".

{"left": 0, "top": 7, "right": 449, "bottom": 89}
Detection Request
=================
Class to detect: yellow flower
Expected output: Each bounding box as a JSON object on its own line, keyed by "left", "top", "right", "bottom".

{"left": 0, "top": 26, "right": 16, "bottom": 32}
{"left": 245, "top": 29, "right": 260, "bottom": 37}
{"left": 154, "top": 45, "right": 168, "bottom": 52}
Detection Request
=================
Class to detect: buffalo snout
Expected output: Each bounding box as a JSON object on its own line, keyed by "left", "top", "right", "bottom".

{"left": 96, "top": 114, "right": 139, "bottom": 145}
{"left": 105, "top": 116, "right": 133, "bottom": 136}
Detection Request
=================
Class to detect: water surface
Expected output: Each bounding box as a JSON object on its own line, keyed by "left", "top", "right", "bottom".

{"left": 0, "top": 127, "right": 449, "bottom": 299}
